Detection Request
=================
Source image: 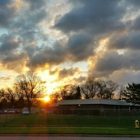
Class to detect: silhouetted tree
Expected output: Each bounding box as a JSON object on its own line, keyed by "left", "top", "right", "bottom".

{"left": 15, "top": 96, "right": 25, "bottom": 108}
{"left": 50, "top": 92, "right": 60, "bottom": 102}
{"left": 0, "top": 88, "right": 8, "bottom": 108}
{"left": 60, "top": 85, "right": 75, "bottom": 100}
{"left": 1, "top": 98, "right": 8, "bottom": 108}
{"left": 122, "top": 83, "right": 140, "bottom": 104}
{"left": 14, "top": 72, "right": 46, "bottom": 110}
{"left": 57, "top": 84, "right": 81, "bottom": 100}
{"left": 0, "top": 102, "right": 2, "bottom": 109}
{"left": 81, "top": 77, "right": 99, "bottom": 99}
{"left": 73, "top": 86, "right": 81, "bottom": 99}
{"left": 97, "top": 80, "right": 118, "bottom": 99}
{"left": 0, "top": 88, "right": 5, "bottom": 99}
{"left": 97, "top": 80, "right": 106, "bottom": 99}
{"left": 103, "top": 80, "right": 118, "bottom": 99}
{"left": 5, "top": 87, "right": 15, "bottom": 108}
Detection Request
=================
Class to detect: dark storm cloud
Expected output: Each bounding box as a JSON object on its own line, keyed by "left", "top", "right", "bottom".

{"left": 94, "top": 51, "right": 123, "bottom": 72}
{"left": 0, "top": 0, "right": 16, "bottom": 27}
{"left": 52, "top": 0, "right": 129, "bottom": 67}
{"left": 0, "top": 34, "right": 20, "bottom": 54}
{"left": 0, "top": 51, "right": 27, "bottom": 73}
{"left": 10, "top": 6, "right": 47, "bottom": 42}
{"left": 19, "top": 0, "right": 136, "bottom": 70}
{"left": 67, "top": 34, "right": 94, "bottom": 61}
{"left": 27, "top": 32, "right": 95, "bottom": 69}
{"left": 105, "top": 10, "right": 140, "bottom": 50}
{"left": 26, "top": 39, "right": 68, "bottom": 68}
{"left": 2, "top": 52, "right": 26, "bottom": 63}
{"left": 108, "top": 14, "right": 140, "bottom": 49}
{"left": 0, "top": 0, "right": 49, "bottom": 71}
{"left": 27, "top": 33, "right": 94, "bottom": 69}
{"left": 54, "top": 0, "right": 125, "bottom": 34}
{"left": 1, "top": 0, "right": 127, "bottom": 71}
{"left": 49, "top": 67, "right": 81, "bottom": 79}
{"left": 92, "top": 50, "right": 140, "bottom": 77}
{"left": 132, "top": 16, "right": 140, "bottom": 31}
{"left": 0, "top": 0, "right": 50, "bottom": 72}
{"left": 24, "top": 46, "right": 40, "bottom": 58}
{"left": 0, "top": 28, "right": 25, "bottom": 72}
{"left": 25, "top": 0, "right": 47, "bottom": 10}
{"left": 1, "top": 0, "right": 140, "bottom": 83}
{"left": 58, "top": 68, "right": 81, "bottom": 78}
{"left": 126, "top": 0, "right": 140, "bottom": 6}
{"left": 107, "top": 31, "right": 140, "bottom": 50}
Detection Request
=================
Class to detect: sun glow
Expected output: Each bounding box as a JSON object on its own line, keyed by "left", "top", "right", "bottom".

{"left": 37, "top": 69, "right": 66, "bottom": 95}
{"left": 43, "top": 96, "right": 51, "bottom": 102}
{"left": 37, "top": 70, "right": 59, "bottom": 94}
{"left": 46, "top": 82, "right": 60, "bottom": 94}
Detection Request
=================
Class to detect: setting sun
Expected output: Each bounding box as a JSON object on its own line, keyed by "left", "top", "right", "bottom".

{"left": 43, "top": 96, "right": 51, "bottom": 102}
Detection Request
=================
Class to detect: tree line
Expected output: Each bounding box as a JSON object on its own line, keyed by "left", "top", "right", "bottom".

{"left": 0, "top": 72, "right": 46, "bottom": 110}
{"left": 50, "top": 77, "right": 120, "bottom": 102}
{"left": 0, "top": 72, "right": 140, "bottom": 109}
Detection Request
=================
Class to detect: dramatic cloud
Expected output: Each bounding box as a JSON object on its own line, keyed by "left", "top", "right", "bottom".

{"left": 67, "top": 34, "right": 94, "bottom": 61}
{"left": 109, "top": 70, "right": 140, "bottom": 86}
{"left": 54, "top": 0, "right": 125, "bottom": 35}
{"left": 0, "top": 34, "right": 20, "bottom": 54}
{"left": 88, "top": 50, "right": 140, "bottom": 81}
{"left": 58, "top": 68, "right": 81, "bottom": 78}
{"left": 1, "top": 0, "right": 140, "bottom": 88}
{"left": 0, "top": 0, "right": 17, "bottom": 27}
{"left": 107, "top": 31, "right": 140, "bottom": 50}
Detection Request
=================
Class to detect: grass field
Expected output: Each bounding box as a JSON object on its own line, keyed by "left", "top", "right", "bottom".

{"left": 0, "top": 114, "right": 140, "bottom": 135}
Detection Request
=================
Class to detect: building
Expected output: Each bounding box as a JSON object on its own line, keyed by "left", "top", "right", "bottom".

{"left": 50, "top": 99, "right": 139, "bottom": 115}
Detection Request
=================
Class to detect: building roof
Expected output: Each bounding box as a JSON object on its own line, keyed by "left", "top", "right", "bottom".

{"left": 52, "top": 99, "right": 134, "bottom": 106}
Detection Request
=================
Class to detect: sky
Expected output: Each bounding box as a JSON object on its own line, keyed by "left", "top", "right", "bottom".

{"left": 1, "top": 0, "right": 140, "bottom": 93}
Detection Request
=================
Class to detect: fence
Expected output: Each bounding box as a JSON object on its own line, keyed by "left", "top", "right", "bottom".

{"left": 50, "top": 108, "right": 140, "bottom": 116}
{"left": 0, "top": 108, "right": 140, "bottom": 128}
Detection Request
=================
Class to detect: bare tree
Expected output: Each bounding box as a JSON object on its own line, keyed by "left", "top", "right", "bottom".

{"left": 14, "top": 72, "right": 46, "bottom": 110}
{"left": 97, "top": 80, "right": 106, "bottom": 99}
{"left": 1, "top": 98, "right": 8, "bottom": 108}
{"left": 59, "top": 84, "right": 76, "bottom": 100}
{"left": 5, "top": 87, "right": 15, "bottom": 108}
{"left": 0, "top": 88, "right": 7, "bottom": 108}
{"left": 54, "top": 84, "right": 81, "bottom": 100}
{"left": 50, "top": 92, "right": 60, "bottom": 102}
{"left": 81, "top": 77, "right": 99, "bottom": 99}
{"left": 104, "top": 80, "right": 118, "bottom": 99}
{"left": 0, "top": 88, "right": 5, "bottom": 99}
{"left": 97, "top": 80, "right": 118, "bottom": 99}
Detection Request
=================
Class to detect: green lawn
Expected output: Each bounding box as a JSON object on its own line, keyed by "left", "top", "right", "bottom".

{"left": 0, "top": 114, "right": 139, "bottom": 127}
{"left": 0, "top": 127, "right": 140, "bottom": 135}
{"left": 0, "top": 114, "right": 140, "bottom": 135}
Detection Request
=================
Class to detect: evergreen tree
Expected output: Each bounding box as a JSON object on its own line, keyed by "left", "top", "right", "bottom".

{"left": 122, "top": 83, "right": 140, "bottom": 104}
{"left": 74, "top": 86, "right": 81, "bottom": 99}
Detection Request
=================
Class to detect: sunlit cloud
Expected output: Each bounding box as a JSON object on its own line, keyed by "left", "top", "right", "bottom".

{"left": 1, "top": 0, "right": 140, "bottom": 92}
{"left": 7, "top": 0, "right": 29, "bottom": 13}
